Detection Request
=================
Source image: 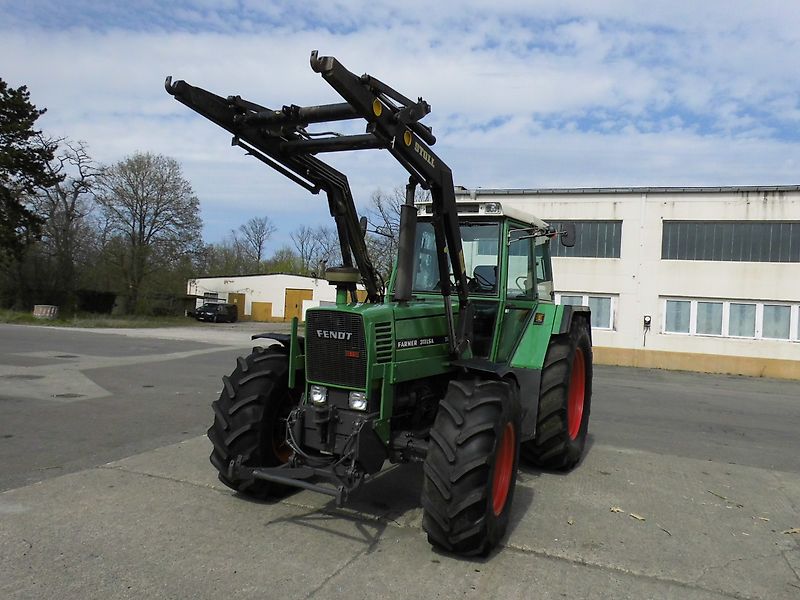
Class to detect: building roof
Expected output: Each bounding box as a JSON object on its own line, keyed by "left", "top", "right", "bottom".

{"left": 191, "top": 272, "right": 320, "bottom": 281}
{"left": 455, "top": 185, "right": 800, "bottom": 196}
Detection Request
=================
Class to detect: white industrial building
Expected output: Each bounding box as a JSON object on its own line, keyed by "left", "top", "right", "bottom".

{"left": 187, "top": 273, "right": 342, "bottom": 322}
{"left": 457, "top": 185, "right": 800, "bottom": 380}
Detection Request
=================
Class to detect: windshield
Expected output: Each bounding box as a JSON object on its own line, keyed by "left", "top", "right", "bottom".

{"left": 411, "top": 221, "right": 500, "bottom": 294}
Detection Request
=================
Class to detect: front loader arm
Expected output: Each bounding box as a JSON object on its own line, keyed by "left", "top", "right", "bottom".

{"left": 167, "top": 50, "right": 472, "bottom": 354}
{"left": 164, "top": 77, "right": 382, "bottom": 302}
{"left": 309, "top": 52, "right": 471, "bottom": 354}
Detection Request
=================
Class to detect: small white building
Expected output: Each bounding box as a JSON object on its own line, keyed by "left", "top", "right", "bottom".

{"left": 457, "top": 185, "right": 800, "bottom": 380}
{"left": 187, "top": 273, "right": 342, "bottom": 322}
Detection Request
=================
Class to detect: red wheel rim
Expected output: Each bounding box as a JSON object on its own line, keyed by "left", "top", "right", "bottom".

{"left": 567, "top": 348, "right": 586, "bottom": 440}
{"left": 491, "top": 423, "right": 516, "bottom": 516}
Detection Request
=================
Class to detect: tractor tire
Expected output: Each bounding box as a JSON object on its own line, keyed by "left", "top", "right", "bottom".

{"left": 207, "top": 345, "right": 303, "bottom": 498}
{"left": 421, "top": 379, "right": 520, "bottom": 556}
{"left": 521, "top": 316, "right": 592, "bottom": 471}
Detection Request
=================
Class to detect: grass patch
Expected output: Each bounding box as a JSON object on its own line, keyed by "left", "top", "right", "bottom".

{"left": 0, "top": 309, "right": 199, "bottom": 329}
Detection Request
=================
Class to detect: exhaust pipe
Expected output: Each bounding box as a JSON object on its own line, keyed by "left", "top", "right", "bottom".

{"left": 393, "top": 179, "right": 418, "bottom": 302}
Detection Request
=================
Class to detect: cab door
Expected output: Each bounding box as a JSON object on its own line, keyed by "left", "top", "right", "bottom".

{"left": 493, "top": 225, "right": 542, "bottom": 363}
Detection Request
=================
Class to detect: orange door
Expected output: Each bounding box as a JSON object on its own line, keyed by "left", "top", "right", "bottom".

{"left": 284, "top": 288, "right": 313, "bottom": 322}
{"left": 227, "top": 293, "right": 246, "bottom": 319}
{"left": 250, "top": 302, "right": 273, "bottom": 322}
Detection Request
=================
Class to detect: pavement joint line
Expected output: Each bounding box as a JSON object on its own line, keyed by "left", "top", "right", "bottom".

{"left": 99, "top": 464, "right": 406, "bottom": 525}
{"left": 692, "top": 551, "right": 786, "bottom": 585}
{"left": 98, "top": 464, "right": 230, "bottom": 494}
{"left": 501, "top": 543, "right": 756, "bottom": 600}
{"left": 94, "top": 459, "right": 794, "bottom": 600}
{"left": 97, "top": 463, "right": 762, "bottom": 600}
{"left": 773, "top": 472, "right": 800, "bottom": 514}
{"left": 783, "top": 550, "right": 800, "bottom": 584}
{"left": 11, "top": 433, "right": 792, "bottom": 600}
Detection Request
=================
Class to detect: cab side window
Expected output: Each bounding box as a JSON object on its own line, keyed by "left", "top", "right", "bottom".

{"left": 507, "top": 230, "right": 535, "bottom": 300}
{"left": 535, "top": 240, "right": 554, "bottom": 301}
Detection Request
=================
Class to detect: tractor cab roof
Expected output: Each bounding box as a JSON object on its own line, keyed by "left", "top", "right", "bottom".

{"left": 416, "top": 198, "right": 549, "bottom": 229}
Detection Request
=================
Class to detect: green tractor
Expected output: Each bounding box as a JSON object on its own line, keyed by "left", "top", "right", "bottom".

{"left": 166, "top": 51, "right": 591, "bottom": 556}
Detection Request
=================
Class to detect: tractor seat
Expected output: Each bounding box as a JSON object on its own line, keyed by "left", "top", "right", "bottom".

{"left": 472, "top": 265, "right": 497, "bottom": 292}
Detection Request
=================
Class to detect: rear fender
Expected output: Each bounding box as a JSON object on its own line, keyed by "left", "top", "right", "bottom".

{"left": 554, "top": 305, "right": 592, "bottom": 340}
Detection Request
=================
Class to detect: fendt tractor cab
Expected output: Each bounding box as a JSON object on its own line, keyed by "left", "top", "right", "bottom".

{"left": 166, "top": 52, "right": 592, "bottom": 556}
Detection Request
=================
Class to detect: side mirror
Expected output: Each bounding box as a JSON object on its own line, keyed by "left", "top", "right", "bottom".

{"left": 359, "top": 216, "right": 368, "bottom": 237}
{"left": 560, "top": 222, "right": 576, "bottom": 247}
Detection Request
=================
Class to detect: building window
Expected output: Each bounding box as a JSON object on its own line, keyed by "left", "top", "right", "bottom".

{"left": 729, "top": 303, "right": 756, "bottom": 337}
{"left": 477, "top": 238, "right": 497, "bottom": 256}
{"left": 560, "top": 295, "right": 584, "bottom": 306}
{"left": 661, "top": 221, "right": 800, "bottom": 262}
{"left": 548, "top": 220, "right": 622, "bottom": 258}
{"left": 662, "top": 298, "right": 800, "bottom": 342}
{"left": 557, "top": 293, "right": 616, "bottom": 330}
{"left": 588, "top": 296, "right": 612, "bottom": 329}
{"left": 696, "top": 301, "right": 723, "bottom": 335}
{"left": 665, "top": 300, "right": 691, "bottom": 333}
{"left": 763, "top": 304, "right": 791, "bottom": 339}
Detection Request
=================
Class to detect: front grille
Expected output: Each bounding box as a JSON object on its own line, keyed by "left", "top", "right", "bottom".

{"left": 306, "top": 311, "right": 367, "bottom": 388}
{"left": 375, "top": 322, "right": 393, "bottom": 363}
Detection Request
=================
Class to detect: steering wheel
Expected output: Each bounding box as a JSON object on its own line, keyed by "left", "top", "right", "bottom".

{"left": 515, "top": 276, "right": 528, "bottom": 292}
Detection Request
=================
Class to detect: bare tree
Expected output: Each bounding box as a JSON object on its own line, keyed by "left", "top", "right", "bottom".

{"left": 203, "top": 237, "right": 251, "bottom": 276}
{"left": 233, "top": 216, "right": 276, "bottom": 264}
{"left": 290, "top": 225, "right": 320, "bottom": 274}
{"left": 314, "top": 225, "right": 341, "bottom": 270}
{"left": 291, "top": 224, "right": 341, "bottom": 275}
{"left": 95, "top": 152, "right": 202, "bottom": 313}
{"left": 365, "top": 186, "right": 429, "bottom": 283}
{"left": 32, "top": 137, "right": 99, "bottom": 311}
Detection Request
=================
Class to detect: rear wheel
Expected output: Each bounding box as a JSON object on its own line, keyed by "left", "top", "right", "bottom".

{"left": 422, "top": 379, "right": 520, "bottom": 556}
{"left": 521, "top": 316, "right": 592, "bottom": 470}
{"left": 207, "top": 346, "right": 303, "bottom": 497}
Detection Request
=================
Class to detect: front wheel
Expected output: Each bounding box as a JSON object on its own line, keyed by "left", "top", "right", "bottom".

{"left": 207, "top": 346, "right": 303, "bottom": 498}
{"left": 521, "top": 316, "right": 592, "bottom": 470}
{"left": 421, "top": 379, "right": 520, "bottom": 556}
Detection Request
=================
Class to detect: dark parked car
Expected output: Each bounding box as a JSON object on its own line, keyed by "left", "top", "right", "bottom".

{"left": 194, "top": 303, "right": 238, "bottom": 323}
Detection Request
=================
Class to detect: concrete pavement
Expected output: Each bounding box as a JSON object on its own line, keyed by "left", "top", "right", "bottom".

{"left": 1, "top": 322, "right": 798, "bottom": 599}
{"left": 1, "top": 434, "right": 798, "bottom": 599}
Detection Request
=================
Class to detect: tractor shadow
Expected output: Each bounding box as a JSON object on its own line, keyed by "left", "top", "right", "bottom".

{"left": 517, "top": 433, "right": 596, "bottom": 479}
{"left": 237, "top": 462, "right": 425, "bottom": 552}
{"left": 234, "top": 435, "right": 596, "bottom": 561}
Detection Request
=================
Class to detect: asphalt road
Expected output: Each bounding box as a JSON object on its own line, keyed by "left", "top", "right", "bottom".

{"left": 592, "top": 365, "right": 800, "bottom": 474}
{"left": 1, "top": 323, "right": 799, "bottom": 599}
{"left": 0, "top": 324, "right": 249, "bottom": 491}
{"left": 1, "top": 323, "right": 797, "bottom": 492}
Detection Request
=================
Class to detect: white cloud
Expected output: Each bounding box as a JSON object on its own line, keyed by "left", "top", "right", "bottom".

{"left": 1, "top": 1, "right": 799, "bottom": 249}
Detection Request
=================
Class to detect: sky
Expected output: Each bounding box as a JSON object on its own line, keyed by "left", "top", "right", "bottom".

{"left": 2, "top": 1, "right": 800, "bottom": 254}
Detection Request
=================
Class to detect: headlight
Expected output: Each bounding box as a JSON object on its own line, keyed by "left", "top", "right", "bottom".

{"left": 348, "top": 391, "right": 367, "bottom": 411}
{"left": 309, "top": 385, "right": 328, "bottom": 406}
